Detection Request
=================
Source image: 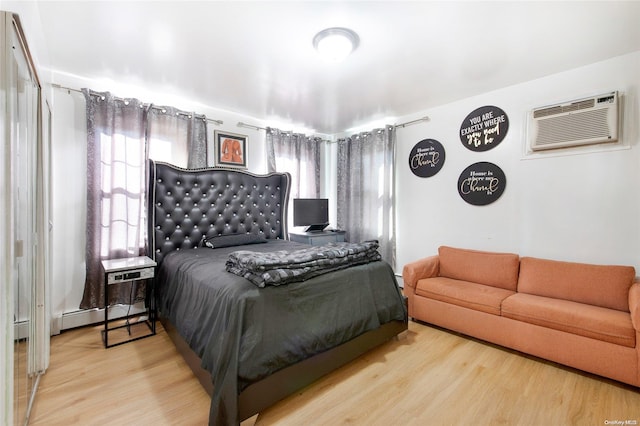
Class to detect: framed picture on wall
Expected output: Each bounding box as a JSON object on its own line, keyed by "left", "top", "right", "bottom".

{"left": 213, "top": 131, "right": 248, "bottom": 169}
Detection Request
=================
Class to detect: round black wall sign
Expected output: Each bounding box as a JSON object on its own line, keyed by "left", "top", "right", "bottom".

{"left": 457, "top": 162, "right": 506, "bottom": 206}
{"left": 408, "top": 139, "right": 446, "bottom": 178}
{"left": 459, "top": 105, "right": 509, "bottom": 152}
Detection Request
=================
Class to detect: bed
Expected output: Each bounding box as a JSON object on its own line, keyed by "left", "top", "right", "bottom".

{"left": 147, "top": 160, "right": 408, "bottom": 425}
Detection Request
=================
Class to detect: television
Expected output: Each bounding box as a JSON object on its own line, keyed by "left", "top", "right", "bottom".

{"left": 293, "top": 198, "right": 329, "bottom": 232}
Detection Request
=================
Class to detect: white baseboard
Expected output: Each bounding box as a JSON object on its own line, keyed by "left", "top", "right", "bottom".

{"left": 60, "top": 303, "right": 146, "bottom": 331}
{"left": 14, "top": 320, "right": 29, "bottom": 340}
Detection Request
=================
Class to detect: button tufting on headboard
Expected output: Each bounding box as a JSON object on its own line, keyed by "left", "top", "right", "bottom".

{"left": 147, "top": 160, "right": 291, "bottom": 266}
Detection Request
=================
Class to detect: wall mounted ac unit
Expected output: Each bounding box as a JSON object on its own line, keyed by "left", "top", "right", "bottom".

{"left": 529, "top": 91, "right": 619, "bottom": 151}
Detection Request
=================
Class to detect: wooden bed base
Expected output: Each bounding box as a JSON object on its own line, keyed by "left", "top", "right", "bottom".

{"left": 161, "top": 316, "right": 408, "bottom": 422}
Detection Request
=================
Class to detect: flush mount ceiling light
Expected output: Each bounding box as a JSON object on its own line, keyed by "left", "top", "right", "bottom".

{"left": 313, "top": 27, "right": 359, "bottom": 62}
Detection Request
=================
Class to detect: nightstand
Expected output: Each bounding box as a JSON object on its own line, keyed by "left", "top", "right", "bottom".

{"left": 289, "top": 230, "right": 347, "bottom": 246}
{"left": 101, "top": 256, "right": 157, "bottom": 348}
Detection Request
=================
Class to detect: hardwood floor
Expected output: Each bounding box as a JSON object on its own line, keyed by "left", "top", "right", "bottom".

{"left": 30, "top": 319, "right": 640, "bottom": 425}
{"left": 29, "top": 320, "right": 211, "bottom": 425}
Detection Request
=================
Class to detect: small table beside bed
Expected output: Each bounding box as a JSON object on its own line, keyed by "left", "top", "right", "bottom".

{"left": 147, "top": 160, "right": 408, "bottom": 425}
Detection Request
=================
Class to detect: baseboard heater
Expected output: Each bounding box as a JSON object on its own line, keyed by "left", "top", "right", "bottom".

{"left": 60, "top": 303, "right": 146, "bottom": 331}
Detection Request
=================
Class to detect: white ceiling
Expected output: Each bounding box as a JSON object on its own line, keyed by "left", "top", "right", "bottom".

{"left": 32, "top": 1, "right": 640, "bottom": 134}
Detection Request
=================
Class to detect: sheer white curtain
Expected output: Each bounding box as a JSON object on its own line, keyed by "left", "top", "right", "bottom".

{"left": 266, "top": 127, "right": 322, "bottom": 228}
{"left": 80, "top": 90, "right": 207, "bottom": 309}
{"left": 336, "top": 126, "right": 397, "bottom": 268}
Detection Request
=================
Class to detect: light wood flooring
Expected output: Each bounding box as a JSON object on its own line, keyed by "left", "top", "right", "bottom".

{"left": 30, "top": 319, "right": 640, "bottom": 425}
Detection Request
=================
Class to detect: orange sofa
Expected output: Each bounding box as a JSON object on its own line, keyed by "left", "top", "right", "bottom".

{"left": 402, "top": 246, "right": 640, "bottom": 387}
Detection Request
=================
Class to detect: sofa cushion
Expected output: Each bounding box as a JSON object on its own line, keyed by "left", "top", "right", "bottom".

{"left": 438, "top": 246, "right": 520, "bottom": 291}
{"left": 517, "top": 257, "right": 636, "bottom": 312}
{"left": 502, "top": 293, "right": 635, "bottom": 348}
{"left": 416, "top": 277, "right": 516, "bottom": 315}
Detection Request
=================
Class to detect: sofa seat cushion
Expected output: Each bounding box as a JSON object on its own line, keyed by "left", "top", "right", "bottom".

{"left": 517, "top": 257, "right": 635, "bottom": 312}
{"left": 502, "top": 293, "right": 636, "bottom": 348}
{"left": 415, "top": 277, "right": 516, "bottom": 315}
{"left": 438, "top": 246, "right": 520, "bottom": 291}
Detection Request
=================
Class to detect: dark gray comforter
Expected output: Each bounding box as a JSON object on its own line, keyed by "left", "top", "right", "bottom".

{"left": 225, "top": 240, "right": 382, "bottom": 287}
{"left": 157, "top": 239, "right": 406, "bottom": 425}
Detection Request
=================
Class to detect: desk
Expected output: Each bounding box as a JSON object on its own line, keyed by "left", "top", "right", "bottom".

{"left": 101, "top": 256, "right": 156, "bottom": 348}
{"left": 289, "top": 230, "right": 346, "bottom": 246}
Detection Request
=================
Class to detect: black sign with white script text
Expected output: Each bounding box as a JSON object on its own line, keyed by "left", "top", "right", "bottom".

{"left": 457, "top": 162, "right": 506, "bottom": 206}
{"left": 408, "top": 139, "right": 446, "bottom": 178}
{"left": 459, "top": 106, "right": 509, "bottom": 152}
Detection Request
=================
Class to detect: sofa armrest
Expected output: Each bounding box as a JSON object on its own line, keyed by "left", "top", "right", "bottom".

{"left": 630, "top": 281, "right": 640, "bottom": 331}
{"left": 402, "top": 255, "right": 439, "bottom": 291}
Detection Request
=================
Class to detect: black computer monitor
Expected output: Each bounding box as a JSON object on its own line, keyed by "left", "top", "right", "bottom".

{"left": 293, "top": 198, "right": 329, "bottom": 232}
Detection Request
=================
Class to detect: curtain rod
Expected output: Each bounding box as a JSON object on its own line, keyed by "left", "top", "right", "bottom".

{"left": 52, "top": 84, "right": 223, "bottom": 126}
{"left": 239, "top": 115, "right": 430, "bottom": 139}
{"left": 395, "top": 116, "right": 430, "bottom": 128}
{"left": 237, "top": 122, "right": 265, "bottom": 131}
{"left": 238, "top": 122, "right": 329, "bottom": 141}
{"left": 238, "top": 115, "right": 430, "bottom": 135}
{"left": 53, "top": 83, "right": 427, "bottom": 132}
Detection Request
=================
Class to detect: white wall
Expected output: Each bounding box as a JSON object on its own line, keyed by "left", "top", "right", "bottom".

{"left": 395, "top": 51, "right": 640, "bottom": 278}
{"left": 49, "top": 91, "right": 87, "bottom": 329}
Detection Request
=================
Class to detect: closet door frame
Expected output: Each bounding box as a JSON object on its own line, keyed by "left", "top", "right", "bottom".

{"left": 1, "top": 12, "right": 17, "bottom": 426}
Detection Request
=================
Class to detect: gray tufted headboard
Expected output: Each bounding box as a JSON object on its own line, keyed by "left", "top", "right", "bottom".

{"left": 147, "top": 160, "right": 291, "bottom": 267}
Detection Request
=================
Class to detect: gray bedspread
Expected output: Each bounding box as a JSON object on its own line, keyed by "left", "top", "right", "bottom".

{"left": 157, "top": 239, "right": 406, "bottom": 425}
{"left": 225, "top": 240, "right": 382, "bottom": 287}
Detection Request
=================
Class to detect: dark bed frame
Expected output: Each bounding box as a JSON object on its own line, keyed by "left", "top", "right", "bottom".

{"left": 147, "top": 160, "right": 408, "bottom": 422}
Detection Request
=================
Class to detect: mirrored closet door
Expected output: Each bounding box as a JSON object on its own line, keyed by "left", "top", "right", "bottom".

{"left": 2, "top": 11, "right": 50, "bottom": 426}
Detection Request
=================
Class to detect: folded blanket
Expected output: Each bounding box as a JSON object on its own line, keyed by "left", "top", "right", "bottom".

{"left": 226, "top": 240, "right": 381, "bottom": 287}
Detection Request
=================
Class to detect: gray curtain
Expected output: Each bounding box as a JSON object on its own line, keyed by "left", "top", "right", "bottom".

{"left": 80, "top": 90, "right": 208, "bottom": 309}
{"left": 266, "top": 127, "right": 322, "bottom": 226}
{"left": 81, "top": 90, "right": 147, "bottom": 309}
{"left": 337, "top": 126, "right": 397, "bottom": 268}
{"left": 147, "top": 105, "right": 207, "bottom": 169}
